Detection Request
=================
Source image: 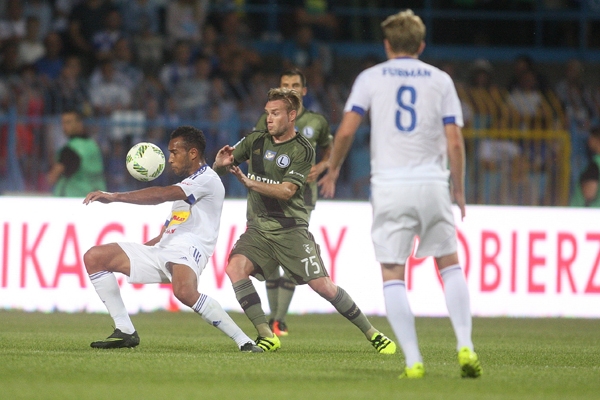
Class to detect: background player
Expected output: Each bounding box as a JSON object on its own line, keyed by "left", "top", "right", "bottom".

{"left": 213, "top": 88, "right": 396, "bottom": 354}
{"left": 253, "top": 68, "right": 333, "bottom": 336}
{"left": 319, "top": 10, "right": 482, "bottom": 378}
{"left": 83, "top": 126, "right": 261, "bottom": 352}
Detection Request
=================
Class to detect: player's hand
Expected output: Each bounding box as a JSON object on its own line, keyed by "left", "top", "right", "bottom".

{"left": 318, "top": 169, "right": 339, "bottom": 199}
{"left": 83, "top": 191, "right": 115, "bottom": 205}
{"left": 307, "top": 162, "right": 327, "bottom": 183}
{"left": 214, "top": 145, "right": 235, "bottom": 168}
{"left": 230, "top": 165, "right": 249, "bottom": 187}
{"left": 453, "top": 190, "right": 466, "bottom": 221}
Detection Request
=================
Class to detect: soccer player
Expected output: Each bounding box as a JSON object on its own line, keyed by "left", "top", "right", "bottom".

{"left": 83, "top": 126, "right": 262, "bottom": 352}
{"left": 213, "top": 88, "right": 396, "bottom": 354}
{"left": 319, "top": 10, "right": 482, "bottom": 378}
{"left": 47, "top": 110, "right": 107, "bottom": 197}
{"left": 253, "top": 68, "right": 333, "bottom": 336}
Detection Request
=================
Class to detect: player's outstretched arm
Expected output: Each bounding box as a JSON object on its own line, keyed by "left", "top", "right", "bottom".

{"left": 83, "top": 186, "right": 187, "bottom": 206}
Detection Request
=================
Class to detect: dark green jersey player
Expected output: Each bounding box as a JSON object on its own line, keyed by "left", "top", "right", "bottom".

{"left": 231, "top": 128, "right": 315, "bottom": 231}
{"left": 254, "top": 104, "right": 332, "bottom": 212}
{"left": 253, "top": 69, "right": 333, "bottom": 336}
{"left": 213, "top": 87, "right": 396, "bottom": 354}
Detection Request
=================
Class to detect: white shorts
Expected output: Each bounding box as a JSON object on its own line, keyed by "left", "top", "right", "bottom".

{"left": 117, "top": 242, "right": 208, "bottom": 284}
{"left": 371, "top": 182, "right": 457, "bottom": 264}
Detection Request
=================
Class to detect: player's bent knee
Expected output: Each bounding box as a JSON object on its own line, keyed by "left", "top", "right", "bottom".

{"left": 172, "top": 284, "right": 198, "bottom": 308}
{"left": 83, "top": 247, "right": 103, "bottom": 274}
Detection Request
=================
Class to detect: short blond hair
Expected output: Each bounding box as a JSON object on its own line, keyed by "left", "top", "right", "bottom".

{"left": 381, "top": 9, "right": 425, "bottom": 55}
{"left": 267, "top": 87, "right": 301, "bottom": 113}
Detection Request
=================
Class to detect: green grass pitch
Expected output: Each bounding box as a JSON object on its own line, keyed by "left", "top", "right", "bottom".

{"left": 1, "top": 310, "right": 599, "bottom": 400}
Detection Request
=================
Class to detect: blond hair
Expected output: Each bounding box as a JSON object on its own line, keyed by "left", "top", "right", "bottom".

{"left": 381, "top": 9, "right": 425, "bottom": 55}
{"left": 267, "top": 87, "right": 301, "bottom": 113}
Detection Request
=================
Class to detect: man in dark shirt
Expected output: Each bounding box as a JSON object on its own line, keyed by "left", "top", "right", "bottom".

{"left": 571, "top": 125, "right": 600, "bottom": 207}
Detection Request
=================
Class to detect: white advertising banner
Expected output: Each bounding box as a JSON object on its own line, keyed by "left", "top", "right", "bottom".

{"left": 0, "top": 197, "right": 599, "bottom": 317}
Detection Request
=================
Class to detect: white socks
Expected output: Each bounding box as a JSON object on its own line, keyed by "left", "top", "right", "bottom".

{"left": 192, "top": 294, "right": 253, "bottom": 348}
{"left": 89, "top": 271, "right": 135, "bottom": 334}
{"left": 440, "top": 264, "right": 474, "bottom": 351}
{"left": 383, "top": 279, "right": 422, "bottom": 367}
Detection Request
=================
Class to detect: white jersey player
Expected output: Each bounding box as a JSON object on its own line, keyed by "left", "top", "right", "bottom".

{"left": 83, "top": 126, "right": 262, "bottom": 352}
{"left": 319, "top": 9, "right": 482, "bottom": 379}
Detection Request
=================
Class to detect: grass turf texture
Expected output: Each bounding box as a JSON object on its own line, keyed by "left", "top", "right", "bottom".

{"left": 1, "top": 311, "right": 599, "bottom": 400}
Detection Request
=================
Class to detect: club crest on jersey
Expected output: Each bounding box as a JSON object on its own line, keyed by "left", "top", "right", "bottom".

{"left": 276, "top": 154, "right": 290, "bottom": 168}
{"left": 302, "top": 126, "right": 314, "bottom": 139}
{"left": 264, "top": 150, "right": 277, "bottom": 161}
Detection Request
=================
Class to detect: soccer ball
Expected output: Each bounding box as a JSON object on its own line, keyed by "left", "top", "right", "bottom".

{"left": 126, "top": 142, "right": 165, "bottom": 181}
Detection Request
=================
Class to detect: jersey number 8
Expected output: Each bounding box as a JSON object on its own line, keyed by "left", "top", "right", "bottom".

{"left": 396, "top": 85, "right": 416, "bottom": 132}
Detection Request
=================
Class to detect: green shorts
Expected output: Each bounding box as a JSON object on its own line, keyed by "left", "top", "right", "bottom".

{"left": 229, "top": 227, "right": 328, "bottom": 285}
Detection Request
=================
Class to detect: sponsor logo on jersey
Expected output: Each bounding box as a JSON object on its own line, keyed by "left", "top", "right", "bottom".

{"left": 302, "top": 126, "right": 314, "bottom": 139}
{"left": 276, "top": 154, "right": 290, "bottom": 168}
{"left": 264, "top": 150, "right": 277, "bottom": 160}
{"left": 167, "top": 211, "right": 190, "bottom": 228}
{"left": 288, "top": 170, "right": 305, "bottom": 179}
{"left": 248, "top": 173, "right": 280, "bottom": 184}
{"left": 303, "top": 244, "right": 311, "bottom": 254}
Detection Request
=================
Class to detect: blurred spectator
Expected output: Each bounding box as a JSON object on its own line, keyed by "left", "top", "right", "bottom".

{"left": 159, "top": 40, "right": 193, "bottom": 92}
{"left": 173, "top": 55, "right": 213, "bottom": 119}
{"left": 555, "top": 59, "right": 599, "bottom": 193}
{"left": 120, "top": 0, "right": 160, "bottom": 36}
{"left": 44, "top": 55, "right": 90, "bottom": 165}
{"left": 292, "top": 0, "right": 338, "bottom": 41}
{"left": 281, "top": 24, "right": 332, "bottom": 76}
{"left": 23, "top": 0, "right": 52, "bottom": 41}
{"left": 92, "top": 8, "right": 125, "bottom": 62}
{"left": 132, "top": 71, "right": 166, "bottom": 112}
{"left": 218, "top": 11, "right": 261, "bottom": 70}
{"left": 35, "top": 32, "right": 65, "bottom": 83}
{"left": 166, "top": 0, "right": 209, "bottom": 47}
{"left": 66, "top": 0, "right": 115, "bottom": 70}
{"left": 46, "top": 109, "right": 107, "bottom": 197}
{"left": 0, "top": 39, "right": 21, "bottom": 79}
{"left": 508, "top": 68, "right": 555, "bottom": 205}
{"left": 52, "top": 0, "right": 77, "bottom": 33}
{"left": 46, "top": 55, "right": 89, "bottom": 115}
{"left": 132, "top": 17, "right": 165, "bottom": 74}
{"left": 507, "top": 54, "right": 549, "bottom": 93}
{"left": 112, "top": 37, "right": 143, "bottom": 91}
{"left": 0, "top": 0, "right": 26, "bottom": 43}
{"left": 18, "top": 16, "right": 45, "bottom": 66}
{"left": 570, "top": 125, "right": 600, "bottom": 207}
{"left": 222, "top": 50, "right": 252, "bottom": 104}
{"left": 89, "top": 59, "right": 132, "bottom": 117}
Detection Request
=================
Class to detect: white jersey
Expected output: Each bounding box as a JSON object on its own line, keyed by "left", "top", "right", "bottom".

{"left": 157, "top": 165, "right": 225, "bottom": 257}
{"left": 344, "top": 57, "right": 463, "bottom": 185}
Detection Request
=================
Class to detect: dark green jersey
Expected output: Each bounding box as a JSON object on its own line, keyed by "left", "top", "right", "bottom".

{"left": 255, "top": 108, "right": 332, "bottom": 210}
{"left": 233, "top": 130, "right": 315, "bottom": 232}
